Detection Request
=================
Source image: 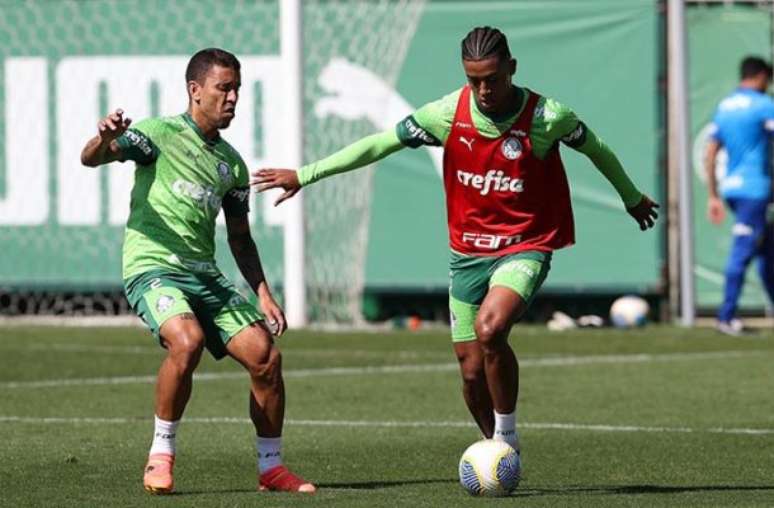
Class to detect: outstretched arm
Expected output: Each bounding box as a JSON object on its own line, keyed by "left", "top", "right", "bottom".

{"left": 252, "top": 129, "right": 406, "bottom": 206}
{"left": 571, "top": 126, "right": 659, "bottom": 230}
{"left": 80, "top": 109, "right": 131, "bottom": 167}
{"left": 225, "top": 212, "right": 286, "bottom": 336}
{"left": 299, "top": 130, "right": 405, "bottom": 185}
{"left": 253, "top": 92, "right": 451, "bottom": 205}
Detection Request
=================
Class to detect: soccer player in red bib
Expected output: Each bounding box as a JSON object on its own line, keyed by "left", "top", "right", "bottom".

{"left": 253, "top": 27, "right": 658, "bottom": 478}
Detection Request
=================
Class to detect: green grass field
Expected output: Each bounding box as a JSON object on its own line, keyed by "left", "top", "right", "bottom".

{"left": 1, "top": 324, "right": 774, "bottom": 507}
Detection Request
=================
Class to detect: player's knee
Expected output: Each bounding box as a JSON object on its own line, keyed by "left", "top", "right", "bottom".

{"left": 474, "top": 314, "right": 509, "bottom": 350}
{"left": 245, "top": 346, "right": 282, "bottom": 383}
{"left": 459, "top": 357, "right": 485, "bottom": 385}
{"left": 166, "top": 332, "right": 205, "bottom": 372}
{"left": 454, "top": 343, "right": 484, "bottom": 384}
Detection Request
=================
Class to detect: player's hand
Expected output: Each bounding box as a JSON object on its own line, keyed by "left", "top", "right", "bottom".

{"left": 259, "top": 294, "right": 287, "bottom": 337}
{"left": 97, "top": 108, "right": 131, "bottom": 143}
{"left": 707, "top": 196, "right": 726, "bottom": 225}
{"left": 251, "top": 169, "right": 301, "bottom": 206}
{"left": 627, "top": 195, "right": 659, "bottom": 231}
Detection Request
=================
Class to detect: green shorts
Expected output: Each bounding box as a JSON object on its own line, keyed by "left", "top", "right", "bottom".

{"left": 449, "top": 250, "right": 551, "bottom": 342}
{"left": 124, "top": 268, "right": 263, "bottom": 359}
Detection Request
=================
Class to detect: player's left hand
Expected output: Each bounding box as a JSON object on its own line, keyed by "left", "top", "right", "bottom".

{"left": 627, "top": 195, "right": 659, "bottom": 231}
{"left": 98, "top": 108, "right": 132, "bottom": 142}
{"left": 251, "top": 169, "right": 301, "bottom": 206}
{"left": 259, "top": 294, "right": 287, "bottom": 337}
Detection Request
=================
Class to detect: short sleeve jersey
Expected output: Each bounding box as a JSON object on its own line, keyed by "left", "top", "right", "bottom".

{"left": 396, "top": 86, "right": 587, "bottom": 157}
{"left": 709, "top": 88, "right": 774, "bottom": 200}
{"left": 116, "top": 114, "right": 250, "bottom": 280}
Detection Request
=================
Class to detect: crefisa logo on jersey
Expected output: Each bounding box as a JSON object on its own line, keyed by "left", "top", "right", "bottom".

{"left": 501, "top": 137, "right": 523, "bottom": 160}
{"left": 216, "top": 161, "right": 233, "bottom": 184}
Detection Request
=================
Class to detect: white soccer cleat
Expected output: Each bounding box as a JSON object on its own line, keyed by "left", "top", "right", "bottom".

{"left": 716, "top": 319, "right": 744, "bottom": 337}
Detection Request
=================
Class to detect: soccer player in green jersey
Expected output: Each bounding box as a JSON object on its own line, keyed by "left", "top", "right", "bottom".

{"left": 80, "top": 48, "right": 315, "bottom": 495}
{"left": 253, "top": 27, "right": 658, "bottom": 483}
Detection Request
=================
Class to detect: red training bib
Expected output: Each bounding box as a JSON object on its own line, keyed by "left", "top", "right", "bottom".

{"left": 442, "top": 86, "right": 575, "bottom": 255}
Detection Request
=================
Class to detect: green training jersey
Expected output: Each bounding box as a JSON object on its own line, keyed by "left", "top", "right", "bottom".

{"left": 116, "top": 113, "right": 250, "bottom": 280}
{"left": 396, "top": 86, "right": 587, "bottom": 158}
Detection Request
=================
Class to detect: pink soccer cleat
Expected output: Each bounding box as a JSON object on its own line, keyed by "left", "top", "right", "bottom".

{"left": 143, "top": 453, "right": 175, "bottom": 495}
{"left": 259, "top": 465, "right": 316, "bottom": 493}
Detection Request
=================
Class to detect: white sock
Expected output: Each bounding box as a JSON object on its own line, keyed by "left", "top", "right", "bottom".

{"left": 149, "top": 415, "right": 179, "bottom": 456}
{"left": 256, "top": 436, "right": 283, "bottom": 473}
{"left": 493, "top": 410, "right": 519, "bottom": 451}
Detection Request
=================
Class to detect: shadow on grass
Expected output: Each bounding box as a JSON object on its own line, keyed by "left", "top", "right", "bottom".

{"left": 167, "top": 488, "right": 257, "bottom": 496}
{"left": 317, "top": 478, "right": 458, "bottom": 490}
{"left": 172, "top": 478, "right": 457, "bottom": 495}
{"left": 516, "top": 484, "right": 774, "bottom": 497}
{"left": 171, "top": 482, "right": 774, "bottom": 497}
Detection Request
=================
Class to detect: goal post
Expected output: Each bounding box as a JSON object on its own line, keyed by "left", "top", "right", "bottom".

{"left": 280, "top": 0, "right": 306, "bottom": 328}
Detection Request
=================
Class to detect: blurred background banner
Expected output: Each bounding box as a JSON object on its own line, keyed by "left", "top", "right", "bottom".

{"left": 4, "top": 0, "right": 771, "bottom": 321}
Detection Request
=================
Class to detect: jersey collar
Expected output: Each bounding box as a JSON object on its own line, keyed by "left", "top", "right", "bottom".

{"left": 735, "top": 85, "right": 767, "bottom": 96}
{"left": 182, "top": 112, "right": 220, "bottom": 147}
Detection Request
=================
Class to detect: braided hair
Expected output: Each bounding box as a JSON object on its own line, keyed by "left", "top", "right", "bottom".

{"left": 461, "top": 26, "right": 511, "bottom": 62}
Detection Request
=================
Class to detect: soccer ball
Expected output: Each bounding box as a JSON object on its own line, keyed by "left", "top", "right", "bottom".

{"left": 609, "top": 295, "right": 649, "bottom": 328}
{"left": 458, "top": 439, "right": 521, "bottom": 496}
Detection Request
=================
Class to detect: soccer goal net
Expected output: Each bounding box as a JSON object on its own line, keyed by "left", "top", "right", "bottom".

{"left": 301, "top": 0, "right": 426, "bottom": 323}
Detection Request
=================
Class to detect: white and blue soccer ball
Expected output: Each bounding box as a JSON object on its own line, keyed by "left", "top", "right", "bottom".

{"left": 610, "top": 295, "right": 650, "bottom": 328}
{"left": 458, "top": 439, "right": 521, "bottom": 497}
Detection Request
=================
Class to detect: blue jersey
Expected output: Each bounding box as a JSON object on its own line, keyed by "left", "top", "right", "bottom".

{"left": 710, "top": 87, "right": 774, "bottom": 200}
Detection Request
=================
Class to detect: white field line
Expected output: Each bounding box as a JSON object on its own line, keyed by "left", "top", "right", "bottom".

{"left": 0, "top": 343, "right": 450, "bottom": 360}
{"left": 519, "top": 349, "right": 764, "bottom": 366}
{"left": 7, "top": 344, "right": 161, "bottom": 355}
{"left": 0, "top": 364, "right": 459, "bottom": 389}
{"left": 0, "top": 349, "right": 767, "bottom": 390}
{"left": 0, "top": 415, "right": 772, "bottom": 436}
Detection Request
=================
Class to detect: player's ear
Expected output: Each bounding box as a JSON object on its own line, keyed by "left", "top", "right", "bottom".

{"left": 188, "top": 80, "right": 202, "bottom": 104}
{"left": 509, "top": 58, "right": 517, "bottom": 77}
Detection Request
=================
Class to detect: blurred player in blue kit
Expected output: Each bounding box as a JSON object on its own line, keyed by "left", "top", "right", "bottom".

{"left": 705, "top": 56, "right": 774, "bottom": 335}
